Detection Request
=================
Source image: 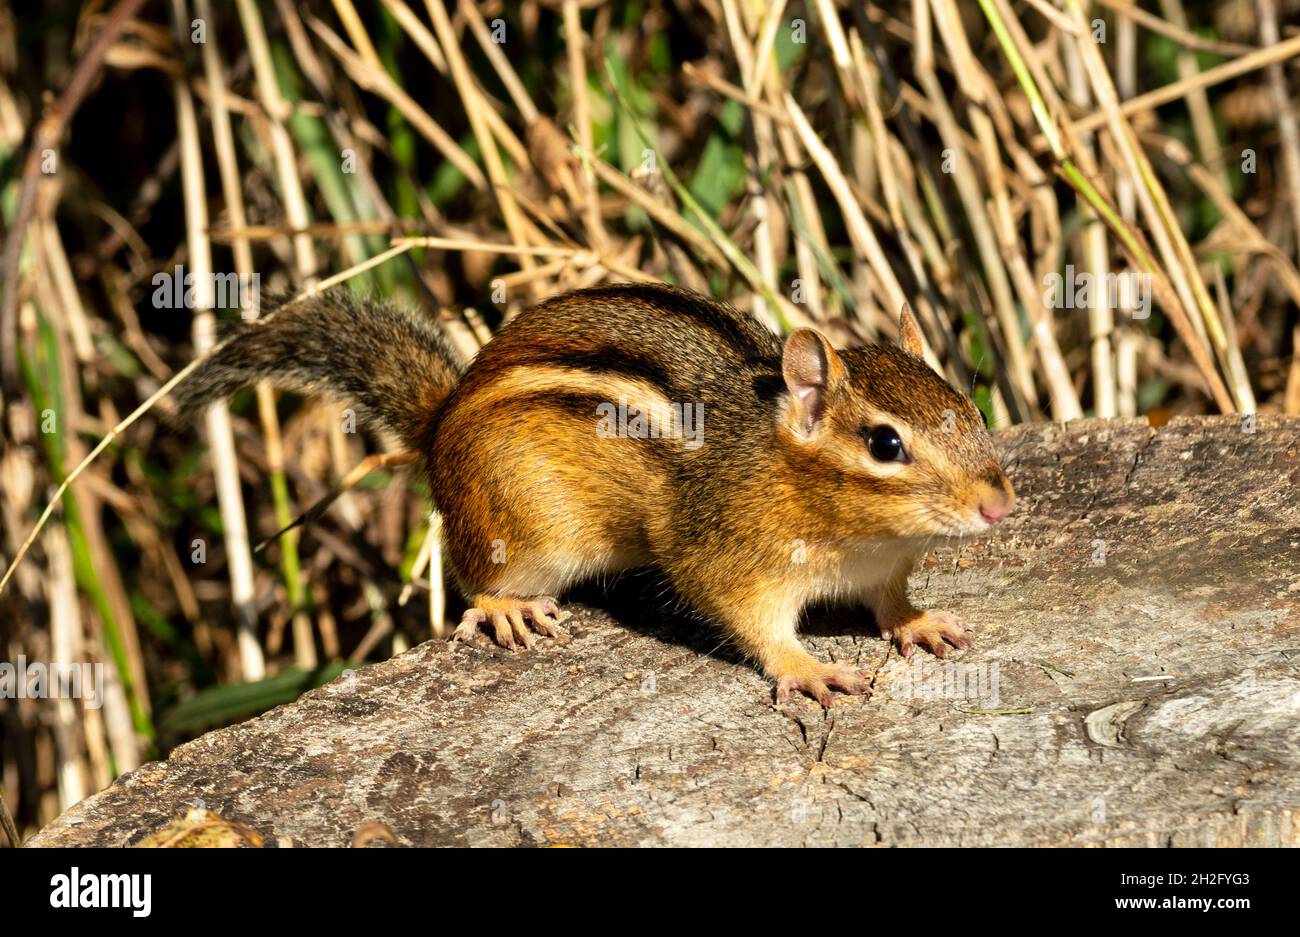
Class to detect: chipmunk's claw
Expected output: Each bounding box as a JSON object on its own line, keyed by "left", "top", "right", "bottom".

{"left": 880, "top": 610, "right": 972, "bottom": 659}
{"left": 775, "top": 662, "right": 871, "bottom": 708}
{"left": 451, "top": 596, "right": 571, "bottom": 649}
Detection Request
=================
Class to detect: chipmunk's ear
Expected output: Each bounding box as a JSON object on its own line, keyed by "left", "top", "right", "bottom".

{"left": 898, "top": 302, "right": 924, "bottom": 357}
{"left": 782, "top": 328, "right": 844, "bottom": 435}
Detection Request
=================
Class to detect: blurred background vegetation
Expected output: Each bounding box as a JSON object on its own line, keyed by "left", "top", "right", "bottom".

{"left": 1, "top": 0, "right": 1298, "bottom": 841}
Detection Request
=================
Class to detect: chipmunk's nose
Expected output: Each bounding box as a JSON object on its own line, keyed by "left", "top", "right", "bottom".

{"left": 979, "top": 497, "right": 1012, "bottom": 524}
{"left": 978, "top": 474, "right": 1016, "bottom": 525}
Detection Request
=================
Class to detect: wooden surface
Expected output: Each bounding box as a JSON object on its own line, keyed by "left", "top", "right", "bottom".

{"left": 27, "top": 416, "right": 1300, "bottom": 847}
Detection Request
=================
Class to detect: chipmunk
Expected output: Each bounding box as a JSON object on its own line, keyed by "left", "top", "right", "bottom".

{"left": 179, "top": 284, "right": 1015, "bottom": 706}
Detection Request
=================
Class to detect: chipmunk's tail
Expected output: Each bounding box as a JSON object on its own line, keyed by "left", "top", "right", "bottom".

{"left": 175, "top": 291, "right": 463, "bottom": 449}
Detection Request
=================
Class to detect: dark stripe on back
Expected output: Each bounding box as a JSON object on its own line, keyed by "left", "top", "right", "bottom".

{"left": 556, "top": 284, "right": 777, "bottom": 365}
{"left": 490, "top": 344, "right": 681, "bottom": 401}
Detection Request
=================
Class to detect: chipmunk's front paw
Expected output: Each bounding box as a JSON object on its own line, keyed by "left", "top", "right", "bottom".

{"left": 775, "top": 661, "right": 871, "bottom": 708}
{"left": 451, "top": 595, "right": 571, "bottom": 649}
{"left": 879, "top": 611, "right": 972, "bottom": 659}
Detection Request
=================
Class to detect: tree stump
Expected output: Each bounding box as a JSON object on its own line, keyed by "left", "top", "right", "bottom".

{"left": 26, "top": 416, "right": 1300, "bottom": 847}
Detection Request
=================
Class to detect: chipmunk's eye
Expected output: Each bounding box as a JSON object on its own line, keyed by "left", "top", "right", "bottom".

{"left": 864, "top": 425, "right": 907, "bottom": 463}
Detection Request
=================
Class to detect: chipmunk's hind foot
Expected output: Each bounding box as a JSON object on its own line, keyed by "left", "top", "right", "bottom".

{"left": 451, "top": 594, "right": 572, "bottom": 650}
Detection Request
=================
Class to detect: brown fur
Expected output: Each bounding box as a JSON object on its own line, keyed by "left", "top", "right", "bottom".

{"left": 177, "top": 291, "right": 462, "bottom": 447}
{"left": 182, "top": 284, "right": 1015, "bottom": 704}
